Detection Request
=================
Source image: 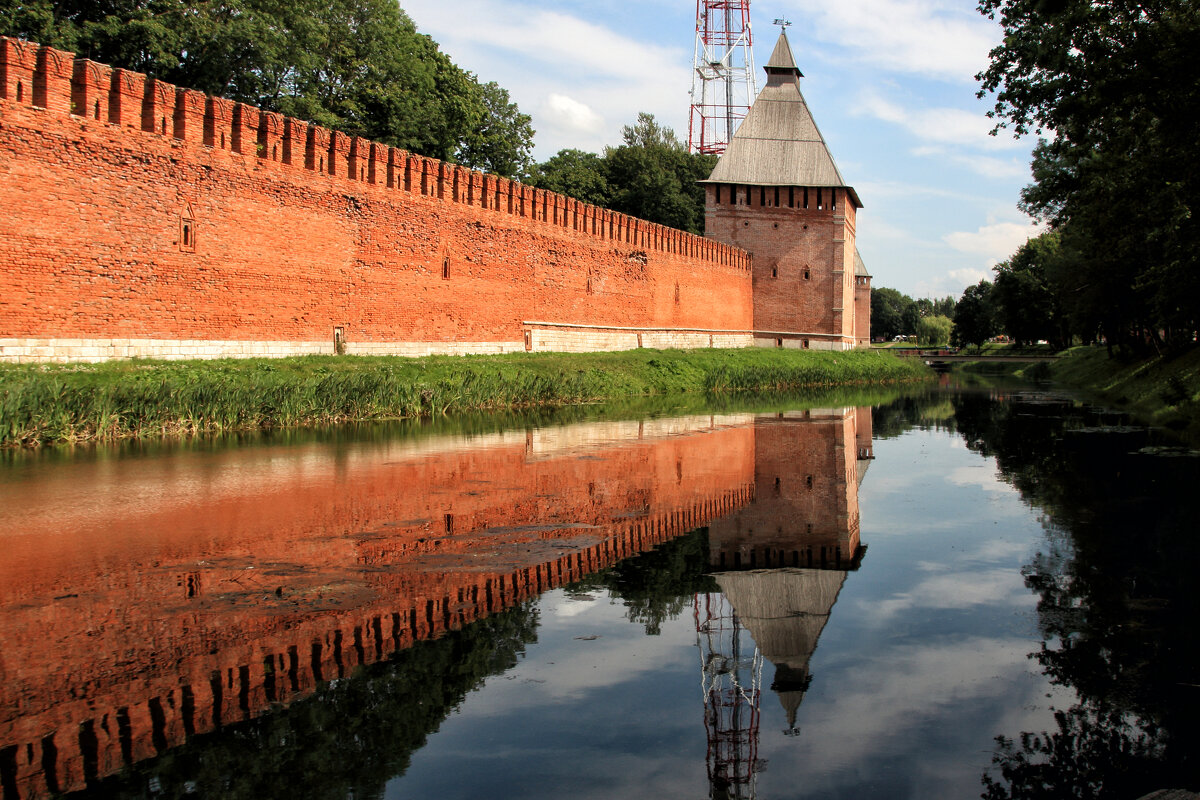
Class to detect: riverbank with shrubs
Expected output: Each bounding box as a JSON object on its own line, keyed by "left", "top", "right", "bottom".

{"left": 1047, "top": 346, "right": 1200, "bottom": 441}
{"left": 0, "top": 348, "right": 931, "bottom": 446}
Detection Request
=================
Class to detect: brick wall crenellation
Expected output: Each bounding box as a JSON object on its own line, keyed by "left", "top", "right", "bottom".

{"left": 0, "top": 37, "right": 750, "bottom": 272}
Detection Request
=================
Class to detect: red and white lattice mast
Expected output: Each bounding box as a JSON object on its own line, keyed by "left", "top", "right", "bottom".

{"left": 688, "top": 0, "right": 757, "bottom": 155}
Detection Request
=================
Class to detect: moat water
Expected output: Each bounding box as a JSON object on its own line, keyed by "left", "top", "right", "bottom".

{"left": 1, "top": 379, "right": 1198, "bottom": 800}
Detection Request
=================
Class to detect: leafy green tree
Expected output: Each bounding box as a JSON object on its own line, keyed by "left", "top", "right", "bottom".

{"left": 977, "top": 0, "right": 1200, "bottom": 351}
{"left": 916, "top": 314, "right": 952, "bottom": 347}
{"left": 602, "top": 113, "right": 716, "bottom": 235}
{"left": 931, "top": 295, "right": 957, "bottom": 318}
{"left": 457, "top": 81, "right": 534, "bottom": 178}
{"left": 527, "top": 149, "right": 610, "bottom": 207}
{"left": 526, "top": 113, "right": 715, "bottom": 234}
{"left": 870, "top": 286, "right": 911, "bottom": 340}
{"left": 951, "top": 280, "right": 997, "bottom": 348}
{"left": 992, "top": 233, "right": 1070, "bottom": 347}
{"left": 0, "top": 0, "right": 535, "bottom": 176}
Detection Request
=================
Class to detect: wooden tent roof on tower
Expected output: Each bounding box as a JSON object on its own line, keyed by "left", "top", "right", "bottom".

{"left": 703, "top": 31, "right": 862, "bottom": 208}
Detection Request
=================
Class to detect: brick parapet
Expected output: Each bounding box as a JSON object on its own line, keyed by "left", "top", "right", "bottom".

{"left": 0, "top": 36, "right": 750, "bottom": 274}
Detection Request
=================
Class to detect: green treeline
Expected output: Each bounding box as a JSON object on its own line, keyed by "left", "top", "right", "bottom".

{"left": 869, "top": 288, "right": 956, "bottom": 346}
{"left": 0, "top": 0, "right": 536, "bottom": 176}
{"left": 957, "top": 0, "right": 1200, "bottom": 353}
{"left": 526, "top": 113, "right": 716, "bottom": 235}
{"left": 0, "top": 349, "right": 930, "bottom": 446}
{"left": 0, "top": 3, "right": 714, "bottom": 231}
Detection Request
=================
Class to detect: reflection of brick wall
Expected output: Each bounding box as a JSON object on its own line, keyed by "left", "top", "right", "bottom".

{"left": 707, "top": 409, "right": 863, "bottom": 569}
{"left": 0, "top": 39, "right": 753, "bottom": 363}
{"left": 0, "top": 418, "right": 755, "bottom": 798}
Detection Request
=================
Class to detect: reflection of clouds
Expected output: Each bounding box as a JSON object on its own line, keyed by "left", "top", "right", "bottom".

{"left": 398, "top": 744, "right": 706, "bottom": 800}
{"left": 946, "top": 464, "right": 1015, "bottom": 493}
{"left": 476, "top": 591, "right": 696, "bottom": 705}
{"left": 971, "top": 538, "right": 1031, "bottom": 562}
{"left": 547, "top": 594, "right": 601, "bottom": 619}
{"left": 758, "top": 636, "right": 1055, "bottom": 794}
{"left": 868, "top": 568, "right": 1031, "bottom": 620}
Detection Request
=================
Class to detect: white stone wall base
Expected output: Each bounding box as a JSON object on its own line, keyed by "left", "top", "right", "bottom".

{"left": 1, "top": 330, "right": 864, "bottom": 363}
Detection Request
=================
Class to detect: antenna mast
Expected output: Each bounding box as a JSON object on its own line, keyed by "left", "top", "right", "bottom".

{"left": 688, "top": 0, "right": 756, "bottom": 156}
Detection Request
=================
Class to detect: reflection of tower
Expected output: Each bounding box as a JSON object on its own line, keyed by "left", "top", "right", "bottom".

{"left": 695, "top": 591, "right": 764, "bottom": 799}
{"left": 715, "top": 569, "right": 847, "bottom": 735}
{"left": 697, "top": 407, "right": 870, "bottom": 749}
{"left": 707, "top": 409, "right": 867, "bottom": 570}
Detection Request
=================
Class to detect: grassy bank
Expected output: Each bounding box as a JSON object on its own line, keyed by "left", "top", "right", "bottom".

{"left": 0, "top": 348, "right": 930, "bottom": 446}
{"left": 1044, "top": 346, "right": 1200, "bottom": 440}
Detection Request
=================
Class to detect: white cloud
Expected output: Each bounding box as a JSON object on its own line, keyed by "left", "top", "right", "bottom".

{"left": 402, "top": 0, "right": 691, "bottom": 156}
{"left": 857, "top": 91, "right": 1021, "bottom": 152}
{"left": 791, "top": 0, "right": 1001, "bottom": 81}
{"left": 943, "top": 220, "right": 1043, "bottom": 259}
{"left": 542, "top": 94, "right": 605, "bottom": 136}
{"left": 948, "top": 267, "right": 990, "bottom": 286}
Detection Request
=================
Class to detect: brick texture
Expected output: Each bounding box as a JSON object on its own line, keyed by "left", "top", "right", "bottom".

{"left": 0, "top": 414, "right": 757, "bottom": 795}
{"left": 705, "top": 183, "right": 860, "bottom": 350}
{"left": 0, "top": 39, "right": 755, "bottom": 362}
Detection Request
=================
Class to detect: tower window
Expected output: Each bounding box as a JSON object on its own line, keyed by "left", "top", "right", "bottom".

{"left": 442, "top": 256, "right": 450, "bottom": 279}
{"left": 804, "top": 268, "right": 811, "bottom": 280}
{"left": 715, "top": 185, "right": 721, "bottom": 203}
{"left": 774, "top": 187, "right": 780, "bottom": 207}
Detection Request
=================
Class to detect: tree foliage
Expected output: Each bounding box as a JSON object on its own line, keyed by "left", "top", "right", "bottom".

{"left": 951, "top": 280, "right": 997, "bottom": 348}
{"left": 916, "top": 314, "right": 952, "bottom": 347}
{"left": 977, "top": 0, "right": 1200, "bottom": 352}
{"left": 0, "top": 0, "right": 534, "bottom": 176}
{"left": 527, "top": 113, "right": 716, "bottom": 235}
{"left": 869, "top": 287, "right": 955, "bottom": 342}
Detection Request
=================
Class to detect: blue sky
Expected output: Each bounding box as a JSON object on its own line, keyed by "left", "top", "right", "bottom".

{"left": 400, "top": 0, "right": 1042, "bottom": 300}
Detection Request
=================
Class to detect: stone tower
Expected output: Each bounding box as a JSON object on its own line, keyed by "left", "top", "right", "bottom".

{"left": 702, "top": 32, "right": 865, "bottom": 350}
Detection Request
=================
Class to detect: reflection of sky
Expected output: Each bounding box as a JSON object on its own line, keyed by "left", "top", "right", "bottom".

{"left": 385, "top": 427, "right": 1071, "bottom": 800}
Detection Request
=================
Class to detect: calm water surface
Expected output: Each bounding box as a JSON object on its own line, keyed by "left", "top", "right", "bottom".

{"left": 1, "top": 383, "right": 1197, "bottom": 799}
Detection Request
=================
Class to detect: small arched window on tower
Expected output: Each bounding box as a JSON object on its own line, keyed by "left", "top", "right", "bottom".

{"left": 179, "top": 203, "right": 196, "bottom": 253}
{"left": 804, "top": 268, "right": 811, "bottom": 280}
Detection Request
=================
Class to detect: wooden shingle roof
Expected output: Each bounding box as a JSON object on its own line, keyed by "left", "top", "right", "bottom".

{"left": 703, "top": 32, "right": 861, "bottom": 208}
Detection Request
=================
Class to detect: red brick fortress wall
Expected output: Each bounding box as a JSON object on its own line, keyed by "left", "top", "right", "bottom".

{"left": 0, "top": 39, "right": 754, "bottom": 362}
{"left": 704, "top": 183, "right": 859, "bottom": 351}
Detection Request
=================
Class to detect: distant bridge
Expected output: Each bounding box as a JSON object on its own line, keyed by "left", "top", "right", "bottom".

{"left": 890, "top": 350, "right": 1059, "bottom": 371}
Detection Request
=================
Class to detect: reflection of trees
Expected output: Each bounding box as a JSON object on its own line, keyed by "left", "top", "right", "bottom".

{"left": 574, "top": 527, "right": 719, "bottom": 635}
{"left": 72, "top": 529, "right": 719, "bottom": 798}
{"left": 72, "top": 605, "right": 540, "bottom": 800}
{"left": 871, "top": 388, "right": 960, "bottom": 439}
{"left": 982, "top": 705, "right": 1167, "bottom": 800}
{"left": 946, "top": 390, "right": 1200, "bottom": 798}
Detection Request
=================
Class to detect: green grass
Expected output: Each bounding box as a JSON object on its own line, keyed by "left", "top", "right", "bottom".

{"left": 0, "top": 348, "right": 931, "bottom": 447}
{"left": 1045, "top": 345, "right": 1200, "bottom": 440}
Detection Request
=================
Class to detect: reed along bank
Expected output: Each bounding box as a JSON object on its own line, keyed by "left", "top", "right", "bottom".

{"left": 0, "top": 348, "right": 930, "bottom": 446}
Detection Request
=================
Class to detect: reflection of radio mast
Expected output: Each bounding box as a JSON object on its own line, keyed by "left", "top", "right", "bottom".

{"left": 695, "top": 591, "right": 765, "bottom": 799}
{"left": 688, "top": 0, "right": 756, "bottom": 155}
